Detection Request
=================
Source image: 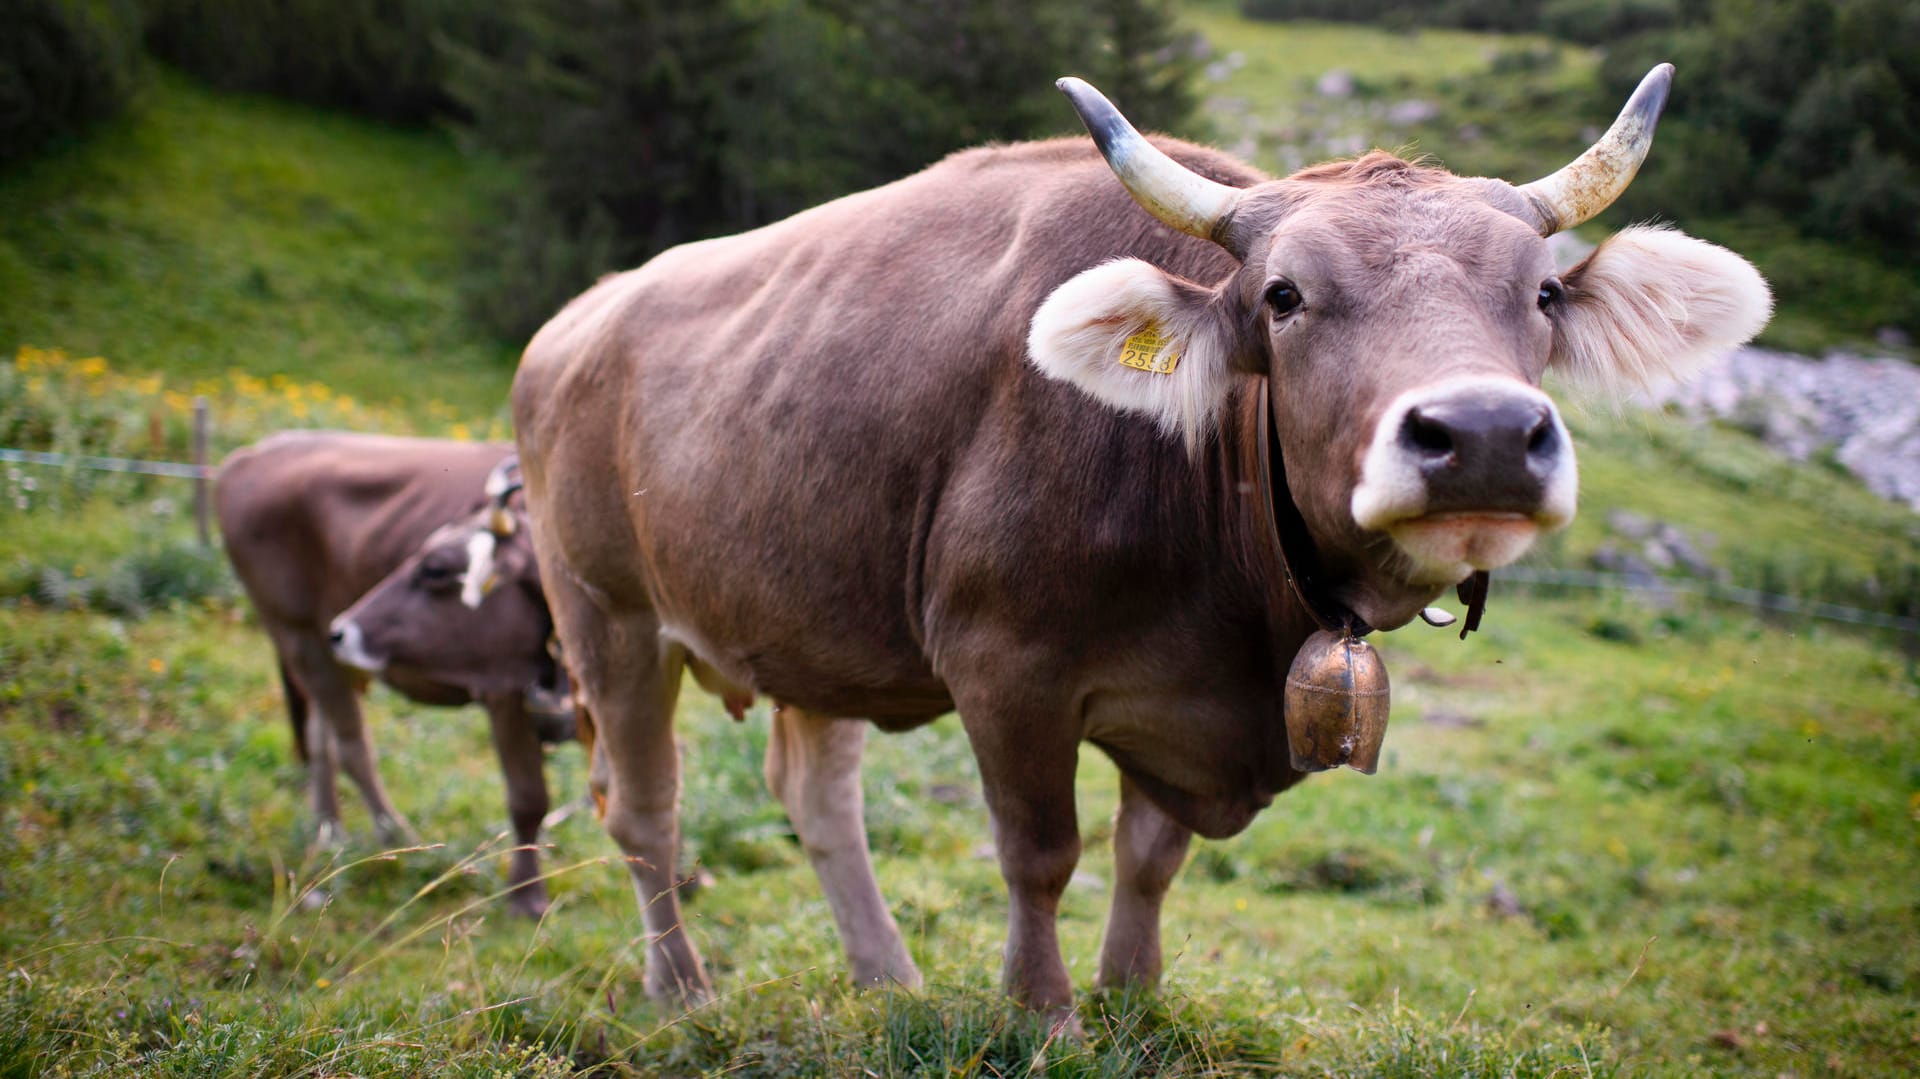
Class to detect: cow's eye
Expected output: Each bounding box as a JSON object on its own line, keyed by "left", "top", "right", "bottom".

{"left": 417, "top": 561, "right": 457, "bottom": 587}
{"left": 1537, "top": 277, "right": 1564, "bottom": 311}
{"left": 1265, "top": 279, "right": 1304, "bottom": 317}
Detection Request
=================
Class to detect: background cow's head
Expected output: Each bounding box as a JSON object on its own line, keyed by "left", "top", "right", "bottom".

{"left": 330, "top": 457, "right": 557, "bottom": 697}
{"left": 1029, "top": 66, "right": 1771, "bottom": 630}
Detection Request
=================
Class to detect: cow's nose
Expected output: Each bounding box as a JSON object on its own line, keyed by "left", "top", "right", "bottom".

{"left": 1398, "top": 395, "right": 1558, "bottom": 513}
{"left": 328, "top": 626, "right": 345, "bottom": 647}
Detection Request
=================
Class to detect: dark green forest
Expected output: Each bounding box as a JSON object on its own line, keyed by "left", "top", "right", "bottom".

{"left": 1239, "top": 0, "right": 1920, "bottom": 328}
{"left": 6, "top": 0, "right": 1915, "bottom": 345}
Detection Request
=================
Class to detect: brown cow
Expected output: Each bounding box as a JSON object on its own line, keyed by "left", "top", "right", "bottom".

{"left": 510, "top": 67, "right": 1769, "bottom": 1012}
{"left": 216, "top": 432, "right": 572, "bottom": 917}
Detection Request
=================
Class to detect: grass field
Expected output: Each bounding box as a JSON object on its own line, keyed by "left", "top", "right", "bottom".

{"left": 3, "top": 19, "right": 1918, "bottom": 1079}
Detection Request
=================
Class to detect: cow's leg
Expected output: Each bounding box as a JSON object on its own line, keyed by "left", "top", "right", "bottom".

{"left": 544, "top": 575, "right": 710, "bottom": 1004}
{"left": 954, "top": 693, "right": 1083, "bottom": 1017}
{"left": 278, "top": 631, "right": 413, "bottom": 844}
{"left": 763, "top": 704, "right": 920, "bottom": 989}
{"left": 1095, "top": 772, "right": 1192, "bottom": 989}
{"left": 482, "top": 693, "right": 552, "bottom": 918}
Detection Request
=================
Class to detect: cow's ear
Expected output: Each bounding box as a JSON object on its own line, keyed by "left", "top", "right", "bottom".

{"left": 1548, "top": 225, "right": 1771, "bottom": 394}
{"left": 1028, "top": 258, "right": 1248, "bottom": 449}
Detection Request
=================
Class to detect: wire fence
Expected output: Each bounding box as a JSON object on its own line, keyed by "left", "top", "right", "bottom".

{"left": 4, "top": 428, "right": 1914, "bottom": 637}
{"left": 3, "top": 395, "right": 213, "bottom": 544}
{"left": 0, "top": 447, "right": 209, "bottom": 479}
{"left": 1496, "top": 565, "right": 1919, "bottom": 636}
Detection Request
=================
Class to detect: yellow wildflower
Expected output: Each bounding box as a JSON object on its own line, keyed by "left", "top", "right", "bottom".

{"left": 148, "top": 658, "right": 166, "bottom": 674}
{"left": 449, "top": 422, "right": 472, "bottom": 441}
{"left": 308, "top": 382, "right": 332, "bottom": 402}
{"left": 76, "top": 357, "right": 108, "bottom": 379}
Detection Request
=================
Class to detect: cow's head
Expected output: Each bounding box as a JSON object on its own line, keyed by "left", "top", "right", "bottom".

{"left": 1029, "top": 66, "right": 1770, "bottom": 629}
{"left": 329, "top": 457, "right": 557, "bottom": 696}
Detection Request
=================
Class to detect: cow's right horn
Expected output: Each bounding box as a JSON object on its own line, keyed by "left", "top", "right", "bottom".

{"left": 1057, "top": 77, "right": 1243, "bottom": 253}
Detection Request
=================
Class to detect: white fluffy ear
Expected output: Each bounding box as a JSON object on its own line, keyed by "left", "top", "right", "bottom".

{"left": 1027, "top": 258, "right": 1237, "bottom": 448}
{"left": 1551, "top": 225, "right": 1772, "bottom": 393}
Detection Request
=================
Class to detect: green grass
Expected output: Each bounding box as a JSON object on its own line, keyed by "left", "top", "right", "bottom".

{"left": 0, "top": 68, "right": 517, "bottom": 424}
{"left": 2, "top": 585, "right": 1915, "bottom": 1075}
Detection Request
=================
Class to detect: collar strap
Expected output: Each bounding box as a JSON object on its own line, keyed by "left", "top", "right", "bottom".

{"left": 1255, "top": 380, "right": 1372, "bottom": 637}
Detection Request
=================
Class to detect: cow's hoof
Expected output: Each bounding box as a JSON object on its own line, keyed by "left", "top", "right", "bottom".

{"left": 507, "top": 890, "right": 551, "bottom": 920}
{"left": 373, "top": 815, "right": 422, "bottom": 848}
{"left": 312, "top": 820, "right": 347, "bottom": 852}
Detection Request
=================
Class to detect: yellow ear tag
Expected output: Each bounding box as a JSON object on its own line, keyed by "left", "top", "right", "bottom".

{"left": 1118, "top": 321, "right": 1180, "bottom": 375}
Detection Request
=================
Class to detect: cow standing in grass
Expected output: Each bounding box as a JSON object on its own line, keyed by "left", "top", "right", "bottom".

{"left": 511, "top": 67, "right": 1769, "bottom": 1012}
{"left": 216, "top": 433, "right": 571, "bottom": 916}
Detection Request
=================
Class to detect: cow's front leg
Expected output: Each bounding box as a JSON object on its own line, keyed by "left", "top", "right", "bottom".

{"left": 957, "top": 694, "right": 1083, "bottom": 1017}
{"left": 1096, "top": 771, "right": 1192, "bottom": 988}
{"left": 483, "top": 693, "right": 553, "bottom": 918}
{"left": 282, "top": 631, "right": 413, "bottom": 845}
{"left": 764, "top": 704, "right": 920, "bottom": 989}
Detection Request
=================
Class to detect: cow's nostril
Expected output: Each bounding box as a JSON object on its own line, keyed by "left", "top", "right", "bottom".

{"left": 1526, "top": 415, "right": 1557, "bottom": 459}
{"left": 328, "top": 627, "right": 345, "bottom": 646}
{"left": 1401, "top": 408, "right": 1455, "bottom": 460}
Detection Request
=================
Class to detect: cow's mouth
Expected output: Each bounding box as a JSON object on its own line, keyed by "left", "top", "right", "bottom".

{"left": 328, "top": 619, "right": 386, "bottom": 673}
{"left": 1387, "top": 512, "right": 1541, "bottom": 584}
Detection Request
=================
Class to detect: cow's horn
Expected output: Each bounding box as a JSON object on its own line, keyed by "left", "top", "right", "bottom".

{"left": 485, "top": 456, "right": 523, "bottom": 506}
{"left": 1514, "top": 64, "right": 1673, "bottom": 236}
{"left": 1057, "top": 77, "right": 1243, "bottom": 250}
{"left": 484, "top": 456, "right": 523, "bottom": 536}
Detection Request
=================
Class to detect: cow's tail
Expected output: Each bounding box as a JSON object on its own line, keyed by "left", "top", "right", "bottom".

{"left": 279, "top": 660, "right": 310, "bottom": 763}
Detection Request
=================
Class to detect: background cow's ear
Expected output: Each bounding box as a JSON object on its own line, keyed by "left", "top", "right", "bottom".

{"left": 1548, "top": 225, "right": 1771, "bottom": 394}
{"left": 1028, "top": 258, "right": 1248, "bottom": 449}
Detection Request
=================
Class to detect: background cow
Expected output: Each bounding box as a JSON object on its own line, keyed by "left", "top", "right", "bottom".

{"left": 510, "top": 67, "right": 1769, "bottom": 1013}
{"left": 216, "top": 432, "right": 572, "bottom": 917}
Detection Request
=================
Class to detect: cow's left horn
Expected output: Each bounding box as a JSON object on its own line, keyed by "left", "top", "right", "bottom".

{"left": 485, "top": 456, "right": 523, "bottom": 506}
{"left": 1057, "top": 77, "right": 1244, "bottom": 251}
{"left": 1514, "top": 63, "right": 1673, "bottom": 236}
{"left": 484, "top": 456, "right": 522, "bottom": 535}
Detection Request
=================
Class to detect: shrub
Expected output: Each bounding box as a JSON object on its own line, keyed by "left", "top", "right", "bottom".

{"left": 0, "top": 0, "right": 144, "bottom": 166}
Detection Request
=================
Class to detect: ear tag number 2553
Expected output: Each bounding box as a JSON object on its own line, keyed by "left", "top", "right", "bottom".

{"left": 1118, "top": 322, "right": 1180, "bottom": 375}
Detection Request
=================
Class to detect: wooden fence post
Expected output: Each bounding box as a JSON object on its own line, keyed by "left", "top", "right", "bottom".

{"left": 193, "top": 396, "right": 210, "bottom": 547}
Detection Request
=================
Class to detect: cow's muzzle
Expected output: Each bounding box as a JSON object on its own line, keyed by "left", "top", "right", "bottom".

{"left": 1350, "top": 376, "right": 1576, "bottom": 583}
{"left": 328, "top": 617, "right": 385, "bottom": 672}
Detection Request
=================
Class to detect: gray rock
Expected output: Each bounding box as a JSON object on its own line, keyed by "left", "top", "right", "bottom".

{"left": 1640, "top": 347, "right": 1920, "bottom": 511}
{"left": 1387, "top": 99, "right": 1439, "bottom": 125}
{"left": 1316, "top": 69, "right": 1355, "bottom": 99}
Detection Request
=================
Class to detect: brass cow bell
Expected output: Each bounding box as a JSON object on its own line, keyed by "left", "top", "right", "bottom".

{"left": 1284, "top": 628, "right": 1390, "bottom": 774}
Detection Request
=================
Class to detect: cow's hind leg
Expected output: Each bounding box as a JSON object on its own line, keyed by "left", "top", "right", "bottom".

{"left": 764, "top": 704, "right": 920, "bottom": 989}
{"left": 545, "top": 575, "right": 711, "bottom": 1004}
{"left": 483, "top": 693, "right": 553, "bottom": 918}
{"left": 1095, "top": 772, "right": 1192, "bottom": 989}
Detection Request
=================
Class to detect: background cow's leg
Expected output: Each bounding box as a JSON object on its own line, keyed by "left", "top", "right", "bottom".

{"left": 955, "top": 692, "right": 1083, "bottom": 1017}
{"left": 482, "top": 693, "right": 552, "bottom": 918}
{"left": 544, "top": 575, "right": 711, "bottom": 1005}
{"left": 1096, "top": 771, "right": 1192, "bottom": 989}
{"left": 276, "top": 630, "right": 414, "bottom": 844}
{"left": 763, "top": 704, "right": 920, "bottom": 989}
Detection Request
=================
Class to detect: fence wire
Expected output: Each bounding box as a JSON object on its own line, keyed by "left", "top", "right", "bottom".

{"left": 1, "top": 446, "right": 210, "bottom": 480}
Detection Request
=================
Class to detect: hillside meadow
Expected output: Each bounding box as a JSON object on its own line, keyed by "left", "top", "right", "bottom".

{"left": 3, "top": 12, "right": 1918, "bottom": 1079}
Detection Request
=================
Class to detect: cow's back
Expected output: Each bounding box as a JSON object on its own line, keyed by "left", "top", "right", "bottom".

{"left": 513, "top": 137, "right": 1264, "bottom": 720}
{"left": 216, "top": 431, "right": 512, "bottom": 631}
